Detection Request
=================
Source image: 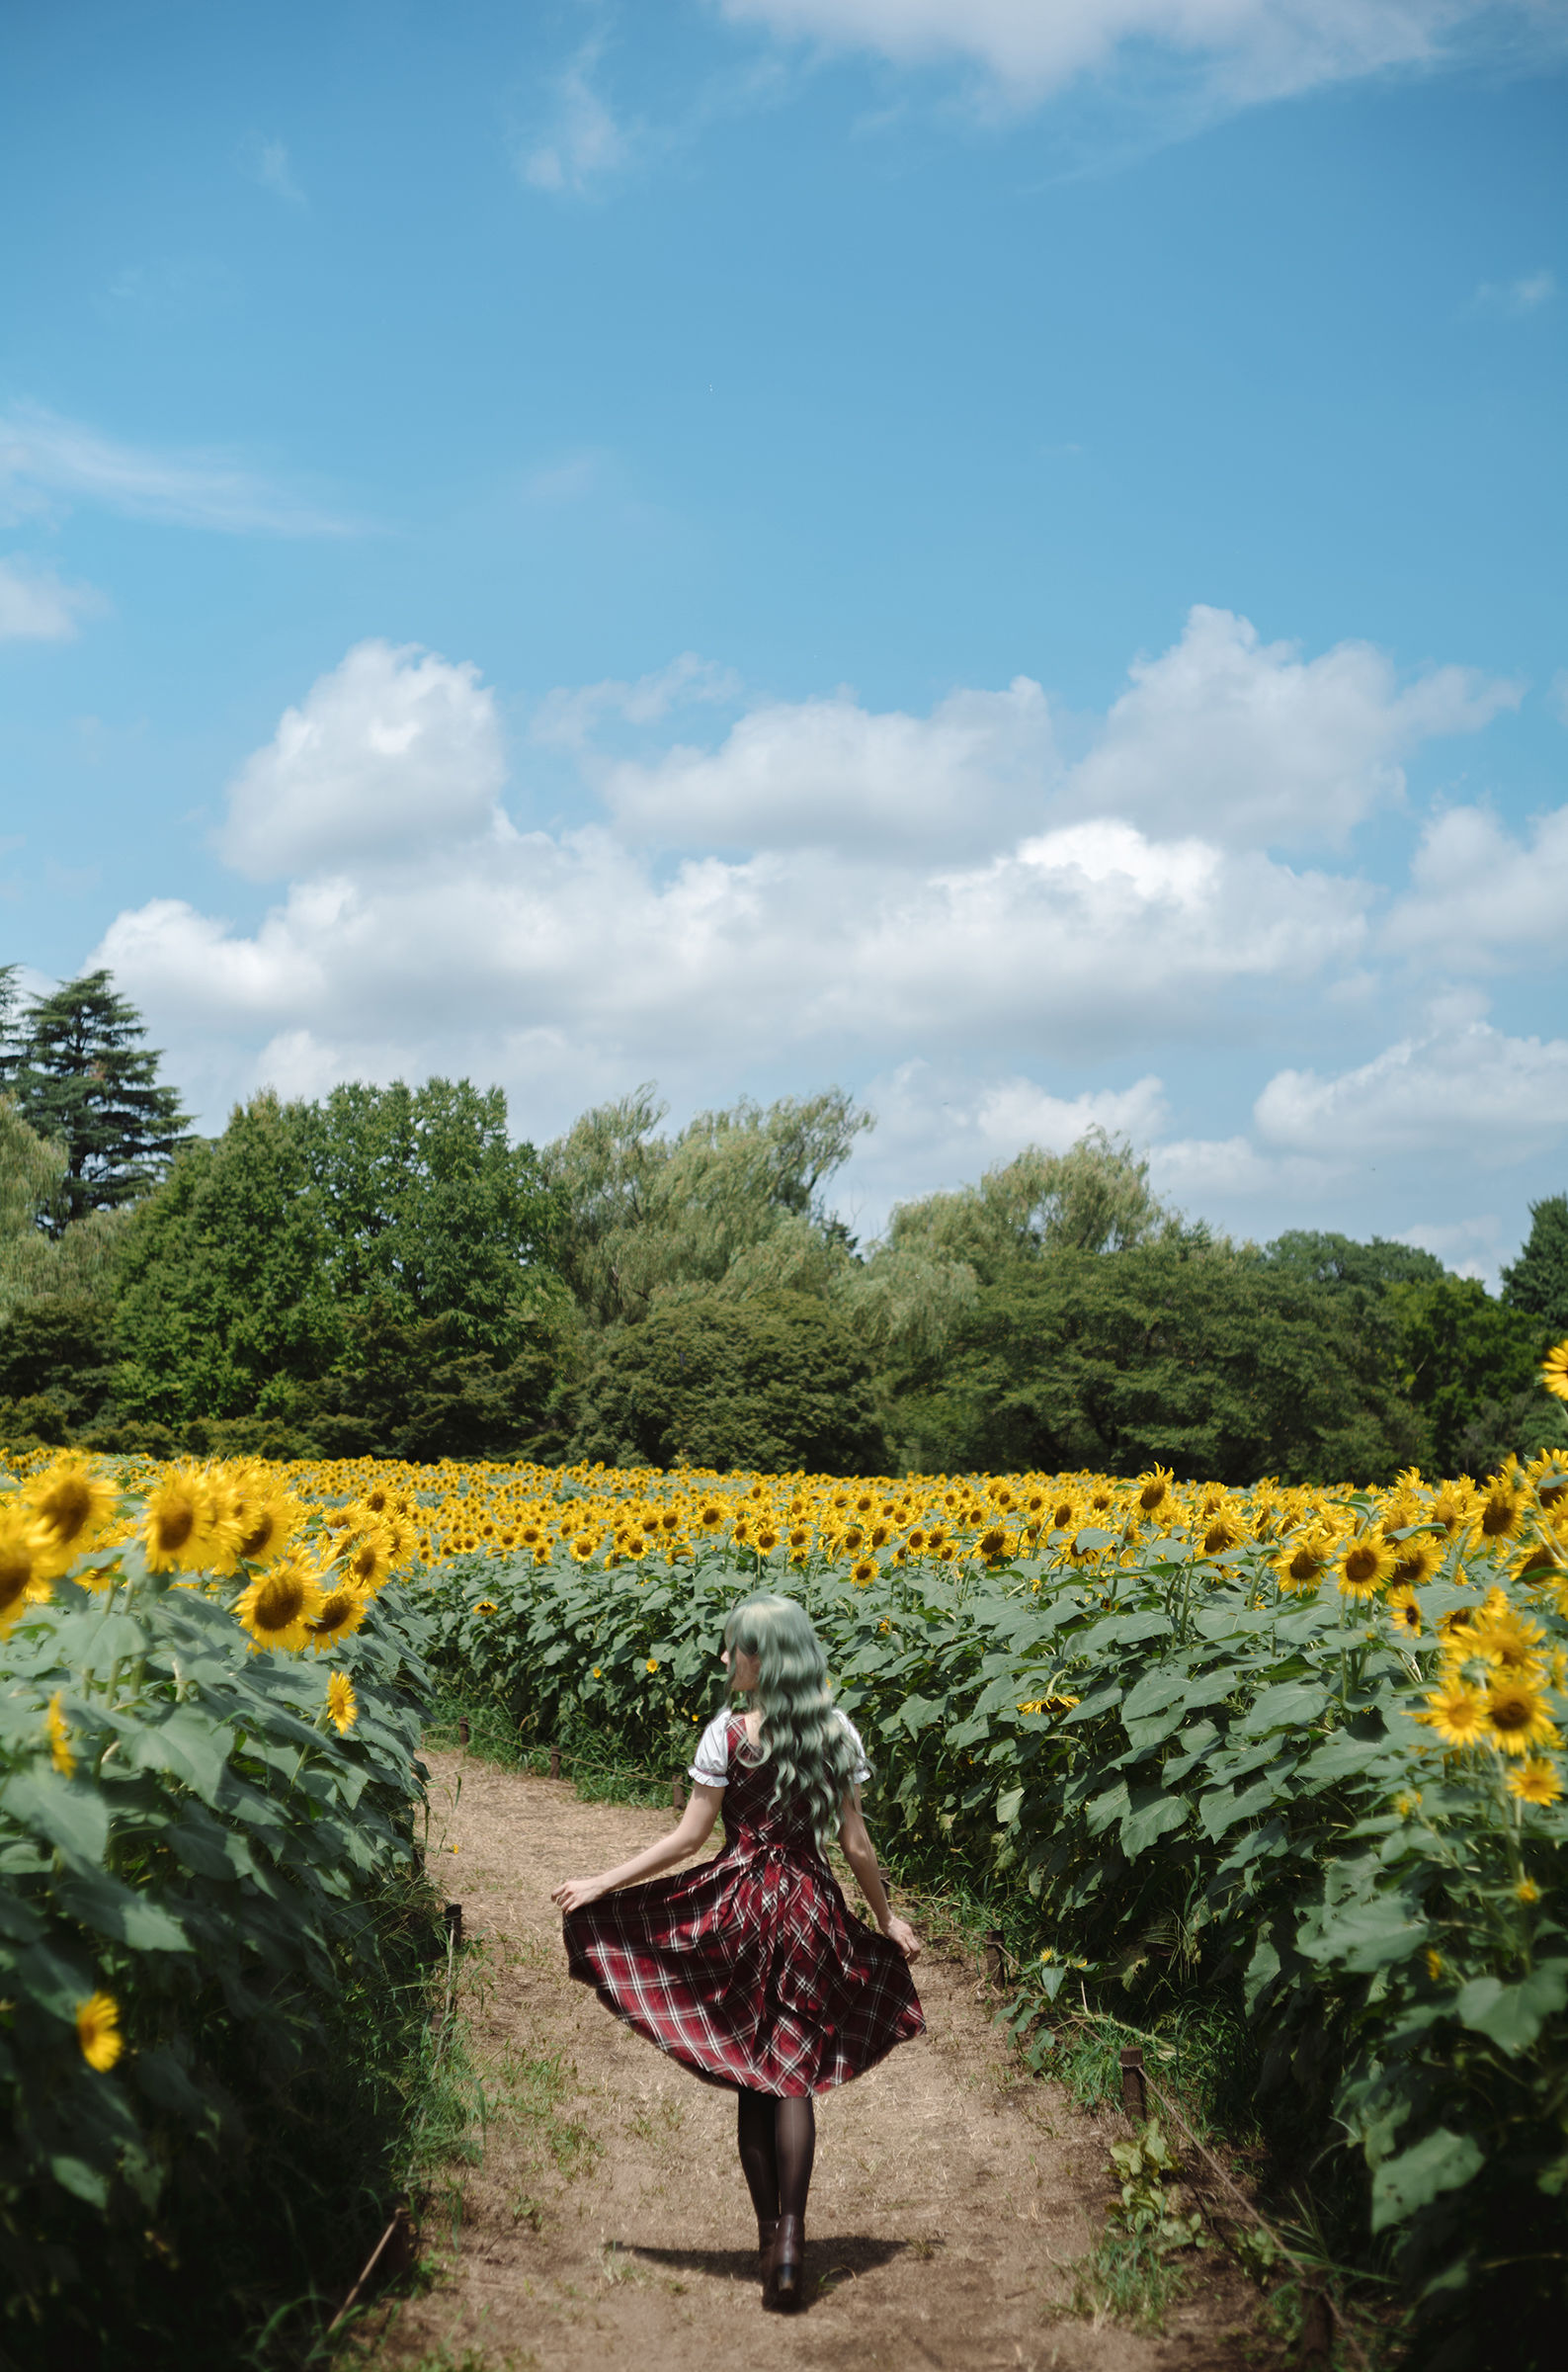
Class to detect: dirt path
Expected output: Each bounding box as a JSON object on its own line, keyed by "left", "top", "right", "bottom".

{"left": 361, "top": 1752, "right": 1260, "bottom": 2372}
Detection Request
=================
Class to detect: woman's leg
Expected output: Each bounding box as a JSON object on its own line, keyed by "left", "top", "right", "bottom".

{"left": 774, "top": 2094, "right": 815, "bottom": 2221}
{"left": 735, "top": 2088, "right": 780, "bottom": 2235}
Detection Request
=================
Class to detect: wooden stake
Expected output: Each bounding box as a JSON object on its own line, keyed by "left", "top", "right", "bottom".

{"left": 548, "top": 1747, "right": 561, "bottom": 1780}
{"left": 1119, "top": 2045, "right": 1147, "bottom": 2120}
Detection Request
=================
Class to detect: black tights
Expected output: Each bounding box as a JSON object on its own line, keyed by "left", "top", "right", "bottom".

{"left": 735, "top": 2089, "right": 815, "bottom": 2226}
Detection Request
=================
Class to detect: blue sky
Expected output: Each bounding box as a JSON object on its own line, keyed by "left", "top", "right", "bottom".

{"left": 2, "top": 0, "right": 1564, "bottom": 1274}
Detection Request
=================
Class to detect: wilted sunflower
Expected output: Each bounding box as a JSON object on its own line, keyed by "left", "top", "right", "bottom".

{"left": 0, "top": 1508, "right": 47, "bottom": 1634}
{"left": 1484, "top": 1678, "right": 1560, "bottom": 1757}
{"left": 1201, "top": 1506, "right": 1248, "bottom": 1557}
{"left": 325, "top": 1671, "right": 359, "bottom": 1734}
{"left": 1336, "top": 1530, "right": 1397, "bottom": 1601}
{"left": 1423, "top": 1679, "right": 1489, "bottom": 1748}
{"left": 23, "top": 1456, "right": 118, "bottom": 1577}
{"left": 308, "top": 1578, "right": 371, "bottom": 1652}
{"left": 472, "top": 1597, "right": 500, "bottom": 1616}
{"left": 1541, "top": 1340, "right": 1568, "bottom": 1402}
{"left": 1507, "top": 1757, "right": 1563, "bottom": 1807}
{"left": 233, "top": 1555, "right": 327, "bottom": 1653}
{"left": 75, "top": 1991, "right": 123, "bottom": 2073}
{"left": 1134, "top": 1467, "right": 1174, "bottom": 1516}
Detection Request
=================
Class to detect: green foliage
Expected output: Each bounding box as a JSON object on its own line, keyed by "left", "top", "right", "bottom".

{"left": 566, "top": 1290, "right": 890, "bottom": 1474}
{"left": 0, "top": 974, "right": 190, "bottom": 1232}
{"left": 1262, "top": 1230, "right": 1448, "bottom": 1297}
{"left": 1503, "top": 1194, "right": 1568, "bottom": 1332}
{"left": 883, "top": 1130, "right": 1170, "bottom": 1284}
{"left": 881, "top": 1239, "right": 1423, "bottom": 1482}
{"left": 421, "top": 1501, "right": 1567, "bottom": 2359}
{"left": 542, "top": 1084, "right": 868, "bottom": 1326}
{"left": 1385, "top": 1274, "right": 1560, "bottom": 1475}
{"left": 0, "top": 1508, "right": 436, "bottom": 2367}
{"left": 113, "top": 1079, "right": 564, "bottom": 1454}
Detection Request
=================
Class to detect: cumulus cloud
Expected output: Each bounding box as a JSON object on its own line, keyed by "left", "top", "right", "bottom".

{"left": 1387, "top": 801, "right": 1568, "bottom": 969}
{"left": 715, "top": 0, "right": 1537, "bottom": 106}
{"left": 0, "top": 404, "right": 351, "bottom": 537}
{"left": 602, "top": 676, "right": 1055, "bottom": 853}
{"left": 1255, "top": 1022, "right": 1568, "bottom": 1163}
{"left": 0, "top": 554, "right": 105, "bottom": 641}
{"left": 218, "top": 639, "right": 507, "bottom": 880}
{"left": 1070, "top": 606, "right": 1518, "bottom": 849}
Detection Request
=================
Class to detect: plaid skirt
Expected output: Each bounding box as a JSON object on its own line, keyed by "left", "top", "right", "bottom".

{"left": 562, "top": 1835, "right": 925, "bottom": 2096}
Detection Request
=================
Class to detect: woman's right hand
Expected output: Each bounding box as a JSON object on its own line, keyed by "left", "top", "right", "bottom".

{"left": 883, "top": 1914, "right": 922, "bottom": 1964}
{"left": 551, "top": 1875, "right": 608, "bottom": 1914}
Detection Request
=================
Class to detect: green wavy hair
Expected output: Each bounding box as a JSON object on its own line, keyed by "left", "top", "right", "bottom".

{"left": 723, "top": 1592, "right": 865, "bottom": 1851}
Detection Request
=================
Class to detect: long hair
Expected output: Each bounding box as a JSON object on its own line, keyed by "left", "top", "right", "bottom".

{"left": 723, "top": 1593, "right": 864, "bottom": 1851}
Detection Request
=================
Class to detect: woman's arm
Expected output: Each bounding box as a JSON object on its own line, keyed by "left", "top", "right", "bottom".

{"left": 550, "top": 1784, "right": 724, "bottom": 1914}
{"left": 839, "top": 1791, "right": 921, "bottom": 1963}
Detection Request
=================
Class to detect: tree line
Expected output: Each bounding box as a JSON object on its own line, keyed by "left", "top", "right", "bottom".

{"left": 2, "top": 966, "right": 1566, "bottom": 1482}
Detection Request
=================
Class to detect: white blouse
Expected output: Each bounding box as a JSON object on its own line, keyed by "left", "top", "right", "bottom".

{"left": 688, "top": 1708, "right": 872, "bottom": 1793}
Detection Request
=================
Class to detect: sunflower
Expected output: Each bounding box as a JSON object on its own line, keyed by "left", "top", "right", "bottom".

{"left": 76, "top": 1991, "right": 123, "bottom": 2072}
{"left": 23, "top": 1456, "right": 118, "bottom": 1576}
{"left": 839, "top": 1524, "right": 867, "bottom": 1557}
{"left": 1389, "top": 1535, "right": 1444, "bottom": 1590}
{"left": 325, "top": 1671, "right": 359, "bottom": 1734}
{"left": 1201, "top": 1508, "right": 1248, "bottom": 1557}
{"left": 473, "top": 1597, "right": 500, "bottom": 1616}
{"left": 1541, "top": 1340, "right": 1568, "bottom": 1402}
{"left": 1516, "top": 1878, "right": 1541, "bottom": 1905}
{"left": 1475, "top": 1474, "right": 1528, "bottom": 1542}
{"left": 46, "top": 1691, "right": 75, "bottom": 1776}
{"left": 1336, "top": 1530, "right": 1397, "bottom": 1601}
{"left": 697, "top": 1502, "right": 725, "bottom": 1535}
{"left": 1484, "top": 1679, "right": 1561, "bottom": 1757}
{"left": 1385, "top": 1585, "right": 1422, "bottom": 1636}
{"left": 850, "top": 1557, "right": 878, "bottom": 1587}
{"left": 0, "top": 1508, "right": 47, "bottom": 1632}
{"left": 1507, "top": 1757, "right": 1563, "bottom": 1807}
{"left": 308, "top": 1579, "right": 371, "bottom": 1652}
{"left": 337, "top": 1527, "right": 394, "bottom": 1595}
{"left": 1423, "top": 1679, "right": 1489, "bottom": 1748}
{"left": 143, "top": 1466, "right": 243, "bottom": 1575}
{"left": 1134, "top": 1467, "right": 1173, "bottom": 1516}
{"left": 755, "top": 1525, "right": 781, "bottom": 1556}
{"left": 1274, "top": 1525, "right": 1336, "bottom": 1596}
{"left": 645, "top": 1657, "right": 659, "bottom": 1674}
{"left": 1470, "top": 1603, "right": 1547, "bottom": 1674}
{"left": 976, "top": 1524, "right": 1011, "bottom": 1565}
{"left": 233, "top": 1556, "right": 327, "bottom": 1653}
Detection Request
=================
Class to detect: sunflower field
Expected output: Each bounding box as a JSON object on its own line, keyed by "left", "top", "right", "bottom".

{"left": 0, "top": 1456, "right": 433, "bottom": 2362}
{"left": 5, "top": 1341, "right": 1568, "bottom": 2358}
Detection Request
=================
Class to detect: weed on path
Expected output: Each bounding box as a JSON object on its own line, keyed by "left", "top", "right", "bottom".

{"left": 346, "top": 1752, "right": 1271, "bottom": 2372}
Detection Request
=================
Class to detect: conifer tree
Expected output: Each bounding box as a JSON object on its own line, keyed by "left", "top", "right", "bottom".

{"left": 1501, "top": 1195, "right": 1568, "bottom": 1333}
{"left": 4, "top": 970, "right": 190, "bottom": 1231}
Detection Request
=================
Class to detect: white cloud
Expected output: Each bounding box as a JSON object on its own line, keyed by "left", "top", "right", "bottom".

{"left": 1387, "top": 801, "right": 1568, "bottom": 970}
{"left": 0, "top": 554, "right": 105, "bottom": 641}
{"left": 602, "top": 676, "right": 1055, "bottom": 853}
{"left": 218, "top": 639, "right": 507, "bottom": 880}
{"left": 532, "top": 652, "right": 745, "bottom": 755}
{"left": 1255, "top": 1022, "right": 1568, "bottom": 1163}
{"left": 1146, "top": 1134, "right": 1343, "bottom": 1205}
{"left": 715, "top": 1, "right": 1539, "bottom": 106}
{"left": 519, "top": 40, "right": 632, "bottom": 196}
{"left": 252, "top": 139, "right": 305, "bottom": 205}
{"left": 0, "top": 404, "right": 352, "bottom": 537}
{"left": 1474, "top": 267, "right": 1556, "bottom": 314}
{"left": 1069, "top": 605, "right": 1518, "bottom": 848}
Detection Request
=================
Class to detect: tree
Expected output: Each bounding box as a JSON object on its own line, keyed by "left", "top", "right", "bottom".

{"left": 1501, "top": 1195, "right": 1568, "bottom": 1333}
{"left": 567, "top": 1292, "right": 890, "bottom": 1474}
{"left": 4, "top": 971, "right": 189, "bottom": 1230}
{"left": 882, "top": 1130, "right": 1171, "bottom": 1288}
{"left": 113, "top": 1079, "right": 566, "bottom": 1454}
{"left": 880, "top": 1239, "right": 1423, "bottom": 1483}
{"left": 1262, "top": 1230, "right": 1447, "bottom": 1297}
{"left": 543, "top": 1086, "right": 869, "bottom": 1325}
{"left": 1384, "top": 1275, "right": 1560, "bottom": 1476}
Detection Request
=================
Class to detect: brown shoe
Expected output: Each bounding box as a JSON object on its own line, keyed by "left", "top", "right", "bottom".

{"left": 762, "top": 2213, "right": 804, "bottom": 2312}
{"left": 757, "top": 2216, "right": 778, "bottom": 2272}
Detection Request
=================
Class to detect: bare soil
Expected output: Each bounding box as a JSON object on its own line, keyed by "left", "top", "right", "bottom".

{"left": 355, "top": 1752, "right": 1266, "bottom": 2372}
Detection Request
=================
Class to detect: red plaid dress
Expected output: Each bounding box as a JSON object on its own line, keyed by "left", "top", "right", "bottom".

{"left": 562, "top": 1714, "right": 925, "bottom": 2096}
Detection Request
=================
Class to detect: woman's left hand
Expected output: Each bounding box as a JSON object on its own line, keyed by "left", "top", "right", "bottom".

{"left": 551, "top": 1875, "right": 608, "bottom": 1913}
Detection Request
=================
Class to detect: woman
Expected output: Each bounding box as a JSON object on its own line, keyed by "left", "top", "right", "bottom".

{"left": 551, "top": 1592, "right": 924, "bottom": 2312}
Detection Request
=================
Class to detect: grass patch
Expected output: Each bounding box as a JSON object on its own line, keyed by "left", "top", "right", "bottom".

{"left": 424, "top": 1690, "right": 677, "bottom": 1810}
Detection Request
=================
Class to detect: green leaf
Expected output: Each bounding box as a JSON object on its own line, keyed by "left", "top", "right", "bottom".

{"left": 1454, "top": 1962, "right": 1568, "bottom": 2057}
{"left": 0, "top": 1769, "right": 111, "bottom": 1867}
{"left": 1370, "top": 2129, "right": 1485, "bottom": 2234}
{"left": 1119, "top": 1790, "right": 1189, "bottom": 1856}
{"left": 53, "top": 1868, "right": 191, "bottom": 1954}
{"left": 1197, "top": 1777, "right": 1279, "bottom": 1840}
{"left": 123, "top": 1707, "right": 235, "bottom": 1804}
{"left": 1238, "top": 1680, "right": 1330, "bottom": 1736}
{"left": 1085, "top": 1780, "right": 1130, "bottom": 1837}
{"left": 995, "top": 1786, "right": 1025, "bottom": 1827}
